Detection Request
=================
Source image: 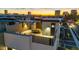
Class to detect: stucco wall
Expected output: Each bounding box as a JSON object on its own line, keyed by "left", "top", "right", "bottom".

{"left": 6, "top": 23, "right": 28, "bottom": 32}
{"left": 4, "top": 33, "right": 32, "bottom": 50}
{"left": 31, "top": 42, "right": 54, "bottom": 50}
{"left": 4, "top": 33, "right": 54, "bottom": 50}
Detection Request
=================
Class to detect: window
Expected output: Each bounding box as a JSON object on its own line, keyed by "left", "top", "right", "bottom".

{"left": 8, "top": 22, "right": 15, "bottom": 25}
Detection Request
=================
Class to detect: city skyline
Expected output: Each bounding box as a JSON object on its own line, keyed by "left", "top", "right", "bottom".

{"left": 0, "top": 8, "right": 79, "bottom": 15}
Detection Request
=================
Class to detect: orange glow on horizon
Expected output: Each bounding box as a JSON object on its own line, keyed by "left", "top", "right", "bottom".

{"left": 6, "top": 10, "right": 55, "bottom": 16}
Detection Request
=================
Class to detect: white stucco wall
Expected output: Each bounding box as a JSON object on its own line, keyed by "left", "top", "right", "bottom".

{"left": 4, "top": 33, "right": 32, "bottom": 50}
{"left": 4, "top": 33, "right": 54, "bottom": 50}
{"left": 31, "top": 42, "right": 54, "bottom": 50}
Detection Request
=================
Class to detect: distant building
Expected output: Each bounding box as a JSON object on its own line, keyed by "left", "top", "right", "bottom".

{"left": 71, "top": 10, "right": 77, "bottom": 15}
{"left": 4, "top": 10, "right": 8, "bottom": 14}
{"left": 70, "top": 10, "right": 77, "bottom": 20}
{"left": 27, "top": 11, "right": 34, "bottom": 20}
{"left": 55, "top": 10, "right": 60, "bottom": 16}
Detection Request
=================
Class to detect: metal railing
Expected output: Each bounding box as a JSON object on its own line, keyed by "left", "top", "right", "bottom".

{"left": 53, "top": 23, "right": 60, "bottom": 50}
{"left": 67, "top": 23, "right": 79, "bottom": 48}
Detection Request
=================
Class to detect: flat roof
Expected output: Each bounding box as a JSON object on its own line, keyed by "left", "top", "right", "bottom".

{"left": 0, "top": 20, "right": 19, "bottom": 22}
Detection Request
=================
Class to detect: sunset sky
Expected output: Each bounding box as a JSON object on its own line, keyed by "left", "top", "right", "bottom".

{"left": 0, "top": 8, "right": 79, "bottom": 15}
